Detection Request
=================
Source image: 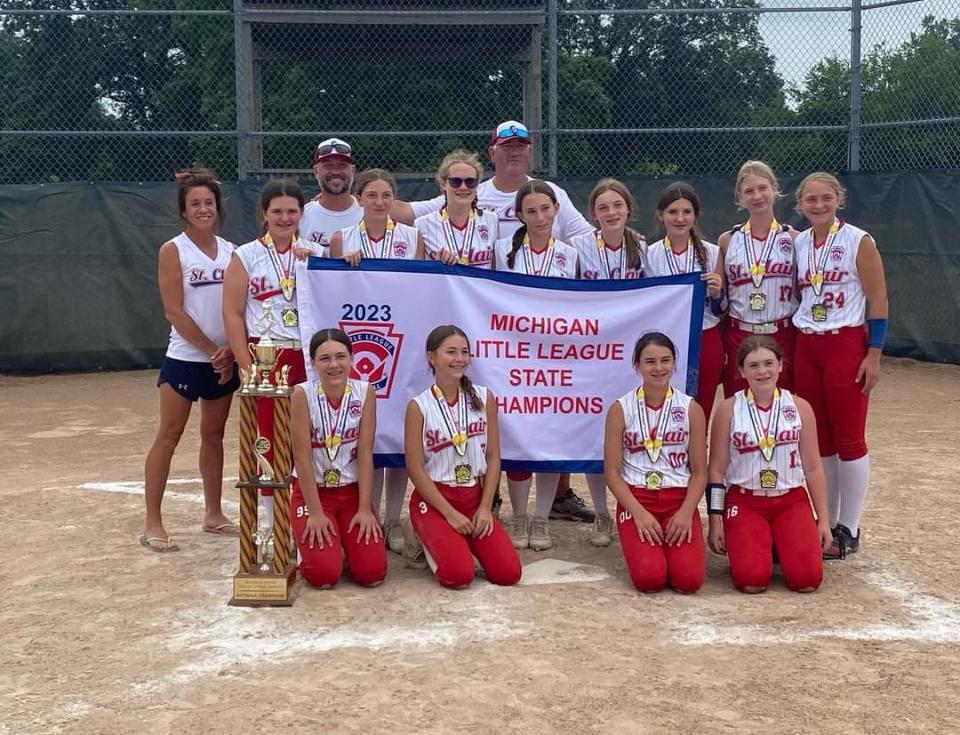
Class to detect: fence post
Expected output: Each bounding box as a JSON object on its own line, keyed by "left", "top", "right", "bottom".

{"left": 848, "top": 0, "right": 862, "bottom": 171}
{"left": 547, "top": 0, "right": 558, "bottom": 178}
{"left": 233, "top": 0, "right": 248, "bottom": 181}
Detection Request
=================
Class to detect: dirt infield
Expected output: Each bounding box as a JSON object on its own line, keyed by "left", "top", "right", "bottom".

{"left": 2, "top": 357, "right": 959, "bottom": 734}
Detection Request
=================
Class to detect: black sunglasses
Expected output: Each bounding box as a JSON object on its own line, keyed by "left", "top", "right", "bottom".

{"left": 446, "top": 177, "right": 478, "bottom": 189}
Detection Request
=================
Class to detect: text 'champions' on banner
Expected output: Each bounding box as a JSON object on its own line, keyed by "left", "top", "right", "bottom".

{"left": 297, "top": 259, "right": 705, "bottom": 473}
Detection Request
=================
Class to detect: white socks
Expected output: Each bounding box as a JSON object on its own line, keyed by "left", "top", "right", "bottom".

{"left": 507, "top": 476, "right": 532, "bottom": 518}
{"left": 371, "top": 467, "right": 409, "bottom": 522}
{"left": 585, "top": 474, "right": 610, "bottom": 517}
{"left": 534, "top": 473, "right": 561, "bottom": 521}
{"left": 821, "top": 454, "right": 841, "bottom": 526}
{"left": 838, "top": 455, "right": 870, "bottom": 535}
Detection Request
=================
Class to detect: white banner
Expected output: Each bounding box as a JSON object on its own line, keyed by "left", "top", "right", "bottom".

{"left": 297, "top": 260, "right": 705, "bottom": 473}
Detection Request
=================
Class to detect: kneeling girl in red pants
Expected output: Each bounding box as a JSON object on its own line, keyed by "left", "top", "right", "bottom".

{"left": 289, "top": 328, "right": 387, "bottom": 589}
{"left": 603, "top": 331, "right": 708, "bottom": 593}
{"left": 707, "top": 335, "right": 832, "bottom": 593}
{"left": 404, "top": 325, "right": 522, "bottom": 589}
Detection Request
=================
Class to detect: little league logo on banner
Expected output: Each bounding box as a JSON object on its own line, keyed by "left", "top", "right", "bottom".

{"left": 297, "top": 260, "right": 705, "bottom": 473}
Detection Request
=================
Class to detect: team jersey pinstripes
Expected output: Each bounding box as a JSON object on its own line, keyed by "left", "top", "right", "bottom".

{"left": 570, "top": 230, "right": 645, "bottom": 280}
{"left": 234, "top": 238, "right": 317, "bottom": 341}
{"left": 644, "top": 238, "right": 721, "bottom": 329}
{"left": 725, "top": 225, "right": 798, "bottom": 323}
{"left": 294, "top": 379, "right": 370, "bottom": 487}
{"left": 413, "top": 385, "right": 489, "bottom": 484}
{"left": 617, "top": 388, "right": 694, "bottom": 489}
{"left": 493, "top": 237, "right": 579, "bottom": 278}
{"left": 166, "top": 233, "right": 234, "bottom": 362}
{"left": 340, "top": 221, "right": 419, "bottom": 260}
{"left": 415, "top": 208, "right": 498, "bottom": 268}
{"left": 726, "top": 389, "right": 805, "bottom": 492}
{"left": 793, "top": 221, "right": 869, "bottom": 331}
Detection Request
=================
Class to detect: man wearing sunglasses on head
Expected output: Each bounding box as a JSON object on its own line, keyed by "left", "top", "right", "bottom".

{"left": 300, "top": 138, "right": 363, "bottom": 254}
{"left": 394, "top": 121, "right": 593, "bottom": 243}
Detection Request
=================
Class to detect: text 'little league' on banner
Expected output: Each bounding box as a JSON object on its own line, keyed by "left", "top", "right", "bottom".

{"left": 297, "top": 260, "right": 705, "bottom": 473}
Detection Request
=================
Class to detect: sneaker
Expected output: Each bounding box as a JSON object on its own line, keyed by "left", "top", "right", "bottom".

{"left": 491, "top": 490, "right": 503, "bottom": 520}
{"left": 590, "top": 513, "right": 613, "bottom": 547}
{"left": 509, "top": 514, "right": 530, "bottom": 550}
{"left": 823, "top": 524, "right": 861, "bottom": 560}
{"left": 529, "top": 518, "right": 553, "bottom": 551}
{"left": 383, "top": 521, "right": 404, "bottom": 555}
{"left": 549, "top": 488, "right": 596, "bottom": 523}
{"left": 401, "top": 518, "right": 427, "bottom": 569}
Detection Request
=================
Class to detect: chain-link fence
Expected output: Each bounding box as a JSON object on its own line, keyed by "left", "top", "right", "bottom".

{"left": 1, "top": 0, "right": 958, "bottom": 183}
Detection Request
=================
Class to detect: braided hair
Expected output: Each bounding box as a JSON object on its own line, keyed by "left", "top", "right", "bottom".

{"left": 425, "top": 325, "right": 483, "bottom": 411}
{"left": 656, "top": 182, "right": 708, "bottom": 272}
{"left": 506, "top": 180, "right": 558, "bottom": 270}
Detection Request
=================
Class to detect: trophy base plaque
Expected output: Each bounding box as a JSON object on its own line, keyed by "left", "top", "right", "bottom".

{"left": 229, "top": 563, "right": 297, "bottom": 607}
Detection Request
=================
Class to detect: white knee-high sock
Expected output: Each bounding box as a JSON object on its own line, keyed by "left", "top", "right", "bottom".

{"left": 820, "top": 454, "right": 840, "bottom": 526}
{"left": 507, "top": 476, "right": 532, "bottom": 517}
{"left": 534, "top": 472, "right": 561, "bottom": 521}
{"left": 585, "top": 474, "right": 610, "bottom": 517}
{"left": 838, "top": 454, "right": 870, "bottom": 535}
{"left": 371, "top": 468, "right": 385, "bottom": 518}
{"left": 384, "top": 467, "right": 408, "bottom": 523}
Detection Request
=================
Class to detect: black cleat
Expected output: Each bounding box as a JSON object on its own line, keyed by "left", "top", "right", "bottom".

{"left": 549, "top": 488, "right": 596, "bottom": 522}
{"left": 823, "top": 524, "right": 860, "bottom": 560}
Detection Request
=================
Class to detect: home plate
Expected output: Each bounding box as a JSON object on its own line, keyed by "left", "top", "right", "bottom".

{"left": 519, "top": 559, "right": 609, "bottom": 586}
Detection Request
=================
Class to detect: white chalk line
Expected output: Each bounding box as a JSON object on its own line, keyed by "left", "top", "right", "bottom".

{"left": 674, "top": 568, "right": 960, "bottom": 645}
{"left": 74, "top": 478, "right": 240, "bottom": 512}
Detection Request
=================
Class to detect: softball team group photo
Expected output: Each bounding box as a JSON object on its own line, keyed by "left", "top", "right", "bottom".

{"left": 144, "top": 119, "right": 889, "bottom": 599}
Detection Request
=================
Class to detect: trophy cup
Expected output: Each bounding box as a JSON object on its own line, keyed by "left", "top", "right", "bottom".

{"left": 229, "top": 303, "right": 297, "bottom": 607}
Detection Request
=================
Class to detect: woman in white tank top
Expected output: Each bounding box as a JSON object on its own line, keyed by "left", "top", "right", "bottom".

{"left": 141, "top": 170, "right": 238, "bottom": 553}
{"left": 707, "top": 335, "right": 832, "bottom": 593}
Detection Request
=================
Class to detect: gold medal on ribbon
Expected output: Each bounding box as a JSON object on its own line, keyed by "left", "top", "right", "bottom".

{"left": 316, "top": 383, "right": 352, "bottom": 462}
{"left": 281, "top": 307, "right": 298, "bottom": 327}
{"left": 811, "top": 303, "right": 828, "bottom": 322}
{"left": 645, "top": 471, "right": 663, "bottom": 490}
{"left": 742, "top": 219, "right": 779, "bottom": 290}
{"left": 458, "top": 256, "right": 469, "bottom": 265}
{"left": 746, "top": 389, "right": 781, "bottom": 464}
{"left": 811, "top": 272, "right": 824, "bottom": 291}
{"left": 455, "top": 464, "right": 473, "bottom": 485}
{"left": 323, "top": 468, "right": 342, "bottom": 487}
{"left": 749, "top": 291, "right": 766, "bottom": 311}
{"left": 759, "top": 468, "right": 778, "bottom": 490}
{"left": 636, "top": 386, "right": 672, "bottom": 464}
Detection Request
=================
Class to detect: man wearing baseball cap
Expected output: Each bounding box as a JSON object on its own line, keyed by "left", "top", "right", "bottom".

{"left": 393, "top": 120, "right": 593, "bottom": 242}
{"left": 300, "top": 137, "right": 363, "bottom": 254}
{"left": 394, "top": 121, "right": 597, "bottom": 523}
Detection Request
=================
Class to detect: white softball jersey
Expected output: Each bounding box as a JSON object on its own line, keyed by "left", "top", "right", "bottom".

{"left": 409, "top": 177, "right": 594, "bottom": 242}
{"left": 645, "top": 238, "right": 721, "bottom": 329}
{"left": 339, "top": 220, "right": 419, "bottom": 260}
{"left": 294, "top": 379, "right": 369, "bottom": 487}
{"left": 617, "top": 388, "right": 694, "bottom": 489}
{"left": 726, "top": 389, "right": 805, "bottom": 493}
{"left": 234, "top": 238, "right": 317, "bottom": 342}
{"left": 725, "top": 224, "right": 799, "bottom": 324}
{"left": 493, "top": 237, "right": 579, "bottom": 279}
{"left": 793, "top": 221, "right": 870, "bottom": 332}
{"left": 413, "top": 384, "right": 489, "bottom": 485}
{"left": 166, "top": 233, "right": 234, "bottom": 363}
{"left": 415, "top": 207, "right": 498, "bottom": 269}
{"left": 300, "top": 198, "right": 362, "bottom": 255}
{"left": 571, "top": 230, "right": 645, "bottom": 280}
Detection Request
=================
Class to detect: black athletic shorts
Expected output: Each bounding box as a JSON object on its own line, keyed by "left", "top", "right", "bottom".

{"left": 157, "top": 356, "right": 240, "bottom": 402}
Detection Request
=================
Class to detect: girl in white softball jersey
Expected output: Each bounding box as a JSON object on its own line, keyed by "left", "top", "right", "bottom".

{"left": 644, "top": 182, "right": 725, "bottom": 425}
{"left": 329, "top": 168, "right": 424, "bottom": 553}
{"left": 416, "top": 149, "right": 499, "bottom": 269}
{"left": 708, "top": 335, "right": 832, "bottom": 593}
{"left": 570, "top": 178, "right": 647, "bottom": 547}
{"left": 604, "top": 332, "right": 707, "bottom": 593}
{"left": 290, "top": 328, "right": 386, "bottom": 589}
{"left": 492, "top": 181, "right": 578, "bottom": 553}
{"left": 403, "top": 325, "right": 521, "bottom": 589}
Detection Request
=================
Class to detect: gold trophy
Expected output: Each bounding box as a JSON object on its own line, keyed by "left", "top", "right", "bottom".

{"left": 229, "top": 303, "right": 297, "bottom": 607}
